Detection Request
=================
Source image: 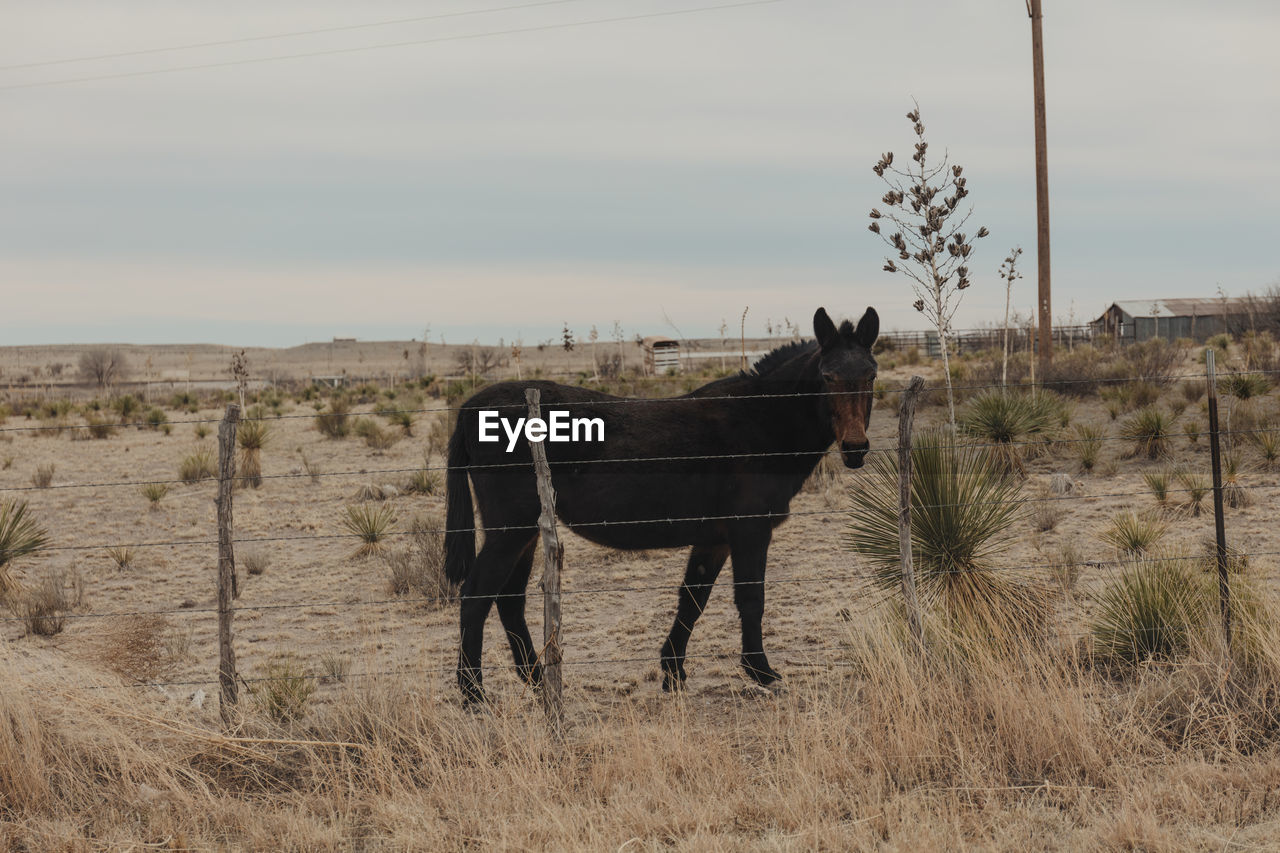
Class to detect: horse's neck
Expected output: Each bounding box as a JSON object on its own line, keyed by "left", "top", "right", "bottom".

{"left": 745, "top": 352, "right": 833, "bottom": 452}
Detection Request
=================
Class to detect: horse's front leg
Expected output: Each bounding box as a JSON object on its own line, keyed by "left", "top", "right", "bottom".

{"left": 729, "top": 525, "right": 781, "bottom": 686}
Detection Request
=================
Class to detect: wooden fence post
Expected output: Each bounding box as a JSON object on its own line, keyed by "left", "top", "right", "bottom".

{"left": 525, "top": 388, "right": 564, "bottom": 736}
{"left": 898, "top": 377, "right": 927, "bottom": 652}
{"left": 216, "top": 403, "right": 241, "bottom": 726}
{"left": 1204, "top": 349, "right": 1231, "bottom": 653}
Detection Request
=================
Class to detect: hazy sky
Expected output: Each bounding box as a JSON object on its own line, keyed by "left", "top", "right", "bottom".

{"left": 3, "top": 0, "right": 1278, "bottom": 346}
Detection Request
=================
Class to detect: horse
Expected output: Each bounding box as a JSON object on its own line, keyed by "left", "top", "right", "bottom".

{"left": 443, "top": 306, "right": 879, "bottom": 703}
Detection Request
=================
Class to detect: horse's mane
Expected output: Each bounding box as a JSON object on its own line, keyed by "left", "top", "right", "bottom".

{"left": 744, "top": 338, "right": 818, "bottom": 377}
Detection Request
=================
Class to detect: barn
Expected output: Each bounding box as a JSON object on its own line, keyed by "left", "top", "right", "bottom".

{"left": 1090, "top": 297, "right": 1255, "bottom": 344}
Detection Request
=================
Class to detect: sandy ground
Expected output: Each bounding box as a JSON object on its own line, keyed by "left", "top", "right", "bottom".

{"left": 4, "top": 353, "right": 1278, "bottom": 727}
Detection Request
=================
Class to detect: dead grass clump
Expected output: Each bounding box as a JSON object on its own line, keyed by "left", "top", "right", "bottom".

{"left": 315, "top": 398, "right": 351, "bottom": 438}
{"left": 381, "top": 513, "right": 454, "bottom": 605}
{"left": 106, "top": 545, "right": 135, "bottom": 571}
{"left": 251, "top": 656, "right": 317, "bottom": 723}
{"left": 178, "top": 447, "right": 216, "bottom": 483}
{"left": 12, "top": 573, "right": 74, "bottom": 636}
{"left": 90, "top": 614, "right": 183, "bottom": 682}
{"left": 141, "top": 481, "right": 169, "bottom": 507}
{"left": 241, "top": 546, "right": 271, "bottom": 576}
{"left": 31, "top": 463, "right": 55, "bottom": 489}
{"left": 1099, "top": 509, "right": 1169, "bottom": 557}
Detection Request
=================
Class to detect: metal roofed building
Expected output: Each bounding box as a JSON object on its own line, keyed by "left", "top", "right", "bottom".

{"left": 1091, "top": 297, "right": 1256, "bottom": 343}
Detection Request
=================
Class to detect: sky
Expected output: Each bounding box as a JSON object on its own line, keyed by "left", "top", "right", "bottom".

{"left": 2, "top": 0, "right": 1278, "bottom": 347}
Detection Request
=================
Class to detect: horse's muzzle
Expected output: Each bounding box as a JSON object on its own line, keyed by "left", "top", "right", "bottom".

{"left": 841, "top": 440, "right": 870, "bottom": 469}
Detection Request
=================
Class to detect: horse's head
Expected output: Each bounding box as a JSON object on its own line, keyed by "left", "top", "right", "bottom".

{"left": 814, "top": 306, "right": 879, "bottom": 468}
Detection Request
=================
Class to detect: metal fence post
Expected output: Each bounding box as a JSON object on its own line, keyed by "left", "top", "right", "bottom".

{"left": 1204, "top": 349, "right": 1231, "bottom": 653}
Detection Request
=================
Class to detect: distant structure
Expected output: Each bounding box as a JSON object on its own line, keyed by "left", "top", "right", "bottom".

{"left": 332, "top": 337, "right": 356, "bottom": 343}
{"left": 1091, "top": 298, "right": 1255, "bottom": 344}
{"left": 641, "top": 336, "right": 680, "bottom": 375}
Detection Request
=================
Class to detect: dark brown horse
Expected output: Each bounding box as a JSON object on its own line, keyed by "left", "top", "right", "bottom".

{"left": 444, "top": 307, "right": 879, "bottom": 702}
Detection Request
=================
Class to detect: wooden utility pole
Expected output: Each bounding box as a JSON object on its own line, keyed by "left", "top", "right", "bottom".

{"left": 1028, "top": 0, "right": 1052, "bottom": 368}
{"left": 216, "top": 403, "right": 241, "bottom": 726}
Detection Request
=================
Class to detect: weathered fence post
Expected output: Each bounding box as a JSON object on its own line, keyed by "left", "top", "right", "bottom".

{"left": 898, "top": 376, "right": 927, "bottom": 652}
{"left": 1204, "top": 349, "right": 1231, "bottom": 653}
{"left": 216, "top": 403, "right": 241, "bottom": 725}
{"left": 525, "top": 388, "right": 564, "bottom": 736}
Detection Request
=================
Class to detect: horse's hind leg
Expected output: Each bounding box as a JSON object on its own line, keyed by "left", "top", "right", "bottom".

{"left": 729, "top": 525, "right": 781, "bottom": 687}
{"left": 457, "top": 531, "right": 536, "bottom": 704}
{"left": 660, "top": 544, "right": 729, "bottom": 692}
{"left": 496, "top": 538, "right": 542, "bottom": 688}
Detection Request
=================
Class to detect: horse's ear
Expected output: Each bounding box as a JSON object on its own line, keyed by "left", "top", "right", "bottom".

{"left": 854, "top": 307, "right": 879, "bottom": 350}
{"left": 814, "top": 307, "right": 840, "bottom": 352}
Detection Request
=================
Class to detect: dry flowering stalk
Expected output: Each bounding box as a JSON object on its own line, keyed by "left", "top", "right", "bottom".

{"left": 869, "top": 102, "right": 988, "bottom": 426}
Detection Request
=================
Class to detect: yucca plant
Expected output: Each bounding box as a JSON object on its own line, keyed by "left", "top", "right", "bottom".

{"left": 178, "top": 447, "right": 216, "bottom": 483}
{"left": 252, "top": 656, "right": 317, "bottom": 723}
{"left": 1254, "top": 428, "right": 1279, "bottom": 467}
{"left": 0, "top": 499, "right": 50, "bottom": 600}
{"left": 343, "top": 503, "right": 397, "bottom": 557}
{"left": 957, "top": 390, "right": 1060, "bottom": 476}
{"left": 1072, "top": 423, "right": 1104, "bottom": 473}
{"left": 1222, "top": 452, "right": 1250, "bottom": 508}
{"left": 848, "top": 427, "right": 1045, "bottom": 641}
{"left": 1219, "top": 372, "right": 1271, "bottom": 400}
{"left": 385, "top": 409, "right": 415, "bottom": 436}
{"left": 1175, "top": 468, "right": 1210, "bottom": 516}
{"left": 1119, "top": 406, "right": 1176, "bottom": 459}
{"left": 236, "top": 419, "right": 269, "bottom": 489}
{"left": 1091, "top": 556, "right": 1202, "bottom": 666}
{"left": 1098, "top": 509, "right": 1168, "bottom": 557}
{"left": 106, "top": 545, "right": 135, "bottom": 571}
{"left": 405, "top": 454, "right": 441, "bottom": 495}
{"left": 141, "top": 482, "right": 169, "bottom": 507}
{"left": 1142, "top": 468, "right": 1172, "bottom": 506}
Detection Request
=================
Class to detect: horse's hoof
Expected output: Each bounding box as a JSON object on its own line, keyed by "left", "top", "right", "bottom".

{"left": 661, "top": 671, "right": 687, "bottom": 693}
{"left": 741, "top": 655, "right": 781, "bottom": 686}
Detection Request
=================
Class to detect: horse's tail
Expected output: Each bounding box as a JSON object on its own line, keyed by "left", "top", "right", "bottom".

{"left": 444, "top": 412, "right": 475, "bottom": 585}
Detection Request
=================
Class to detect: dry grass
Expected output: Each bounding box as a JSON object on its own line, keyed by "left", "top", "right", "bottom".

{"left": 4, "top": 612, "right": 1280, "bottom": 849}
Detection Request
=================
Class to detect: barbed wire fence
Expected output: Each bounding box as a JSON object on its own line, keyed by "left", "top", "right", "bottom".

{"left": 0, "top": 356, "right": 1271, "bottom": 729}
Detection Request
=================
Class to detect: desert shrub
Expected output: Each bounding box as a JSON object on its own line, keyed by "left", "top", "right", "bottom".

{"left": 111, "top": 394, "right": 140, "bottom": 421}
{"left": 1120, "top": 338, "right": 1183, "bottom": 385}
{"left": 1050, "top": 540, "right": 1084, "bottom": 592}
{"left": 194, "top": 423, "right": 210, "bottom": 439}
{"left": 1174, "top": 468, "right": 1210, "bottom": 516}
{"left": 30, "top": 464, "right": 54, "bottom": 489}
{"left": 0, "top": 499, "right": 49, "bottom": 601}
{"left": 236, "top": 419, "right": 269, "bottom": 489}
{"left": 315, "top": 398, "right": 351, "bottom": 438}
{"left": 382, "top": 514, "right": 454, "bottom": 605}
{"left": 170, "top": 391, "right": 200, "bottom": 413}
{"left": 240, "top": 547, "right": 270, "bottom": 576}
{"left": 85, "top": 414, "right": 116, "bottom": 439}
{"left": 1072, "top": 423, "right": 1104, "bottom": 472}
{"left": 1091, "top": 557, "right": 1202, "bottom": 666}
{"left": 252, "top": 656, "right": 317, "bottom": 723}
{"left": 1039, "top": 346, "right": 1109, "bottom": 397}
{"left": 14, "top": 574, "right": 70, "bottom": 636}
{"left": 106, "top": 545, "right": 135, "bottom": 571}
{"left": 1099, "top": 509, "right": 1168, "bottom": 557}
{"left": 1027, "top": 491, "right": 1058, "bottom": 533}
{"left": 141, "top": 482, "right": 169, "bottom": 506}
{"left": 360, "top": 421, "right": 400, "bottom": 452}
{"left": 343, "top": 503, "right": 397, "bottom": 556}
{"left": 1119, "top": 406, "right": 1176, "bottom": 459}
{"left": 848, "top": 427, "right": 1046, "bottom": 641}
{"left": 1181, "top": 380, "right": 1205, "bottom": 403}
{"left": 320, "top": 652, "right": 351, "bottom": 684}
{"left": 1218, "top": 372, "right": 1271, "bottom": 400}
{"left": 145, "top": 408, "right": 168, "bottom": 430}
{"left": 300, "top": 451, "right": 323, "bottom": 484}
{"left": 957, "top": 391, "right": 1060, "bottom": 476}
{"left": 384, "top": 409, "right": 415, "bottom": 436}
{"left": 1126, "top": 381, "right": 1162, "bottom": 410}
{"left": 178, "top": 447, "right": 216, "bottom": 483}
